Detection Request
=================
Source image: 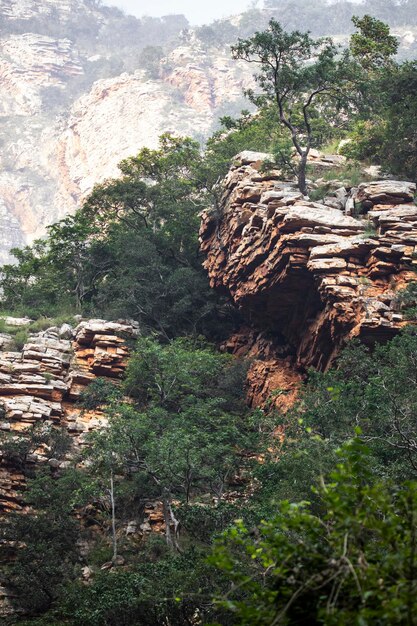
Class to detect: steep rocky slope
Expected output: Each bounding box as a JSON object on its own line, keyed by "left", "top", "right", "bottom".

{"left": 53, "top": 44, "right": 252, "bottom": 209}
{"left": 0, "top": 0, "right": 253, "bottom": 263}
{"left": 0, "top": 318, "right": 139, "bottom": 516}
{"left": 1, "top": 0, "right": 417, "bottom": 264}
{"left": 200, "top": 153, "right": 417, "bottom": 406}
{"left": 0, "top": 318, "right": 164, "bottom": 617}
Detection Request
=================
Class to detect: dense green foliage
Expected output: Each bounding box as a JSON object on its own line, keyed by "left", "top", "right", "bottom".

{"left": 212, "top": 438, "right": 417, "bottom": 626}
{"left": 1, "top": 469, "right": 85, "bottom": 614}
{"left": 342, "top": 60, "right": 417, "bottom": 178}
{"left": 0, "top": 135, "right": 237, "bottom": 338}
{"left": 86, "top": 338, "right": 261, "bottom": 551}
{"left": 7, "top": 333, "right": 417, "bottom": 625}
{"left": 338, "top": 14, "right": 417, "bottom": 178}
{"left": 3, "top": 13, "right": 417, "bottom": 626}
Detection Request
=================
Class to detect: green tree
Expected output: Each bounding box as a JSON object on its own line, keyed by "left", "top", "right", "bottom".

{"left": 3, "top": 469, "right": 85, "bottom": 614}
{"left": 60, "top": 547, "right": 232, "bottom": 626}
{"left": 139, "top": 45, "right": 164, "bottom": 78}
{"left": 350, "top": 14, "right": 399, "bottom": 70}
{"left": 0, "top": 134, "right": 237, "bottom": 338}
{"left": 231, "top": 19, "right": 354, "bottom": 194}
{"left": 342, "top": 61, "right": 417, "bottom": 179}
{"left": 86, "top": 338, "right": 259, "bottom": 551}
{"left": 212, "top": 438, "right": 417, "bottom": 625}
{"left": 0, "top": 213, "right": 102, "bottom": 317}
{"left": 296, "top": 331, "right": 417, "bottom": 480}
{"left": 341, "top": 16, "right": 416, "bottom": 179}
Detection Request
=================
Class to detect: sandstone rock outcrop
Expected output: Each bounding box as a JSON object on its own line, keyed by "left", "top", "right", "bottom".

{"left": 0, "top": 318, "right": 139, "bottom": 514}
{"left": 356, "top": 180, "right": 416, "bottom": 208}
{"left": 200, "top": 153, "right": 417, "bottom": 405}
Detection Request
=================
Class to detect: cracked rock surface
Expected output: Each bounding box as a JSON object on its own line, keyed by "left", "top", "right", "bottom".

{"left": 200, "top": 153, "right": 417, "bottom": 406}
{"left": 0, "top": 318, "right": 139, "bottom": 514}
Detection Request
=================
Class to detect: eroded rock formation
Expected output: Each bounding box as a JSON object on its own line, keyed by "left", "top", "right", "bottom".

{"left": 200, "top": 153, "right": 417, "bottom": 405}
{"left": 0, "top": 318, "right": 139, "bottom": 515}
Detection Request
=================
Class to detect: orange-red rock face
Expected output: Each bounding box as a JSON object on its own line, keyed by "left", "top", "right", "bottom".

{"left": 200, "top": 154, "right": 417, "bottom": 405}
{"left": 221, "top": 327, "right": 302, "bottom": 410}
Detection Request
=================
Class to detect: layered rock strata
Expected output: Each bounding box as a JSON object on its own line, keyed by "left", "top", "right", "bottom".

{"left": 200, "top": 153, "right": 417, "bottom": 404}
{"left": 0, "top": 318, "right": 139, "bottom": 514}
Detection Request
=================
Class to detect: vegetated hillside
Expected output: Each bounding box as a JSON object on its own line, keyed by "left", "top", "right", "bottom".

{"left": 2, "top": 159, "right": 417, "bottom": 624}
{"left": 1, "top": 9, "right": 417, "bottom": 625}
{"left": 0, "top": 0, "right": 417, "bottom": 264}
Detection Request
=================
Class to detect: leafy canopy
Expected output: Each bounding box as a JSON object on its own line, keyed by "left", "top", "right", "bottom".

{"left": 212, "top": 438, "right": 417, "bottom": 625}
{"left": 231, "top": 19, "right": 356, "bottom": 193}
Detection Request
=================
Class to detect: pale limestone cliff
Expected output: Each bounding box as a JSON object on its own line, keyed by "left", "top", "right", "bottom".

{"left": 0, "top": 34, "right": 83, "bottom": 116}
{"left": 0, "top": 0, "right": 254, "bottom": 262}
{"left": 54, "top": 56, "right": 252, "bottom": 209}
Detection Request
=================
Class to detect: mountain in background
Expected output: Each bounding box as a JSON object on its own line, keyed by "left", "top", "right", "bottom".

{"left": 0, "top": 0, "right": 416, "bottom": 263}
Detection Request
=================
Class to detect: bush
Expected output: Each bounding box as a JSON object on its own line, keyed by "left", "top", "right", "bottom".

{"left": 211, "top": 438, "right": 417, "bottom": 625}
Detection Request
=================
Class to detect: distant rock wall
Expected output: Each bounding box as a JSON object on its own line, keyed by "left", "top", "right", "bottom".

{"left": 1, "top": 0, "right": 416, "bottom": 264}
{"left": 200, "top": 153, "right": 417, "bottom": 406}
{"left": 0, "top": 0, "right": 253, "bottom": 263}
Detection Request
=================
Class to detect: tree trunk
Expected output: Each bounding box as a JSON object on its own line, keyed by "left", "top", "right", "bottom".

{"left": 162, "top": 489, "right": 181, "bottom": 552}
{"left": 110, "top": 470, "right": 117, "bottom": 561}
{"left": 297, "top": 152, "right": 309, "bottom": 196}
{"left": 162, "top": 495, "right": 174, "bottom": 549}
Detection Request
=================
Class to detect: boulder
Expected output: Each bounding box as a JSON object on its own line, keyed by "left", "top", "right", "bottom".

{"left": 0, "top": 334, "right": 13, "bottom": 352}
{"left": 59, "top": 323, "right": 73, "bottom": 340}
{"left": 234, "top": 151, "right": 274, "bottom": 167}
{"left": 357, "top": 180, "right": 416, "bottom": 206}
{"left": 0, "top": 317, "right": 139, "bottom": 515}
{"left": 0, "top": 317, "right": 32, "bottom": 327}
{"left": 278, "top": 205, "right": 364, "bottom": 234}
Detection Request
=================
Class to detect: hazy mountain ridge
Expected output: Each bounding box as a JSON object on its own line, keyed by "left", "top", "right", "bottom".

{"left": 0, "top": 0, "right": 255, "bottom": 262}
{"left": 0, "top": 0, "right": 416, "bottom": 263}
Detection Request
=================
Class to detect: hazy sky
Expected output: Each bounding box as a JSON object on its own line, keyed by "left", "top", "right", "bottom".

{"left": 104, "top": 0, "right": 255, "bottom": 25}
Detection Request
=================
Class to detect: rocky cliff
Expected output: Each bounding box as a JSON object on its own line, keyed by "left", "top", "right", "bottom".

{"left": 1, "top": 0, "right": 417, "bottom": 264}
{"left": 0, "top": 317, "right": 143, "bottom": 616}
{"left": 0, "top": 318, "right": 139, "bottom": 515}
{"left": 0, "top": 0, "right": 254, "bottom": 263}
{"left": 200, "top": 153, "right": 417, "bottom": 406}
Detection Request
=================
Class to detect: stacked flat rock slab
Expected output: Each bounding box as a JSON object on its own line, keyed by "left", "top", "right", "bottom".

{"left": 305, "top": 148, "right": 347, "bottom": 169}
{"left": 200, "top": 153, "right": 417, "bottom": 391}
{"left": 356, "top": 180, "right": 416, "bottom": 208}
{"left": 0, "top": 319, "right": 139, "bottom": 514}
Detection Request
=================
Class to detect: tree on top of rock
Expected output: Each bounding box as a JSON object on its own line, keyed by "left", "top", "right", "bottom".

{"left": 232, "top": 19, "right": 355, "bottom": 195}
{"left": 231, "top": 16, "right": 399, "bottom": 196}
